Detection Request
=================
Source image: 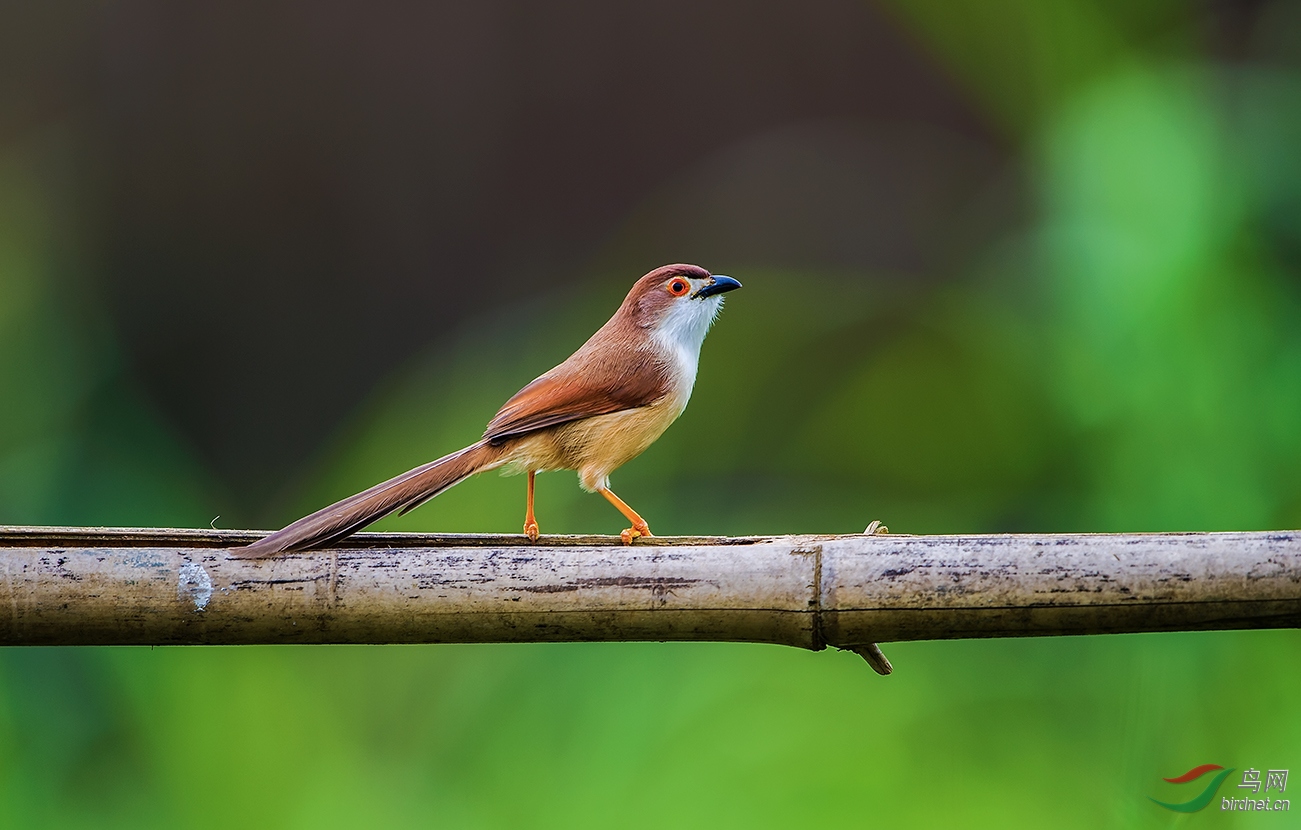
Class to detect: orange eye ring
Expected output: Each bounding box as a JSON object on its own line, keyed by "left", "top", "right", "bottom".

{"left": 667, "top": 278, "right": 691, "bottom": 297}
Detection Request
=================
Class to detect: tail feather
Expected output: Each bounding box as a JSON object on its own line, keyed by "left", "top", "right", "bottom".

{"left": 235, "top": 441, "right": 504, "bottom": 558}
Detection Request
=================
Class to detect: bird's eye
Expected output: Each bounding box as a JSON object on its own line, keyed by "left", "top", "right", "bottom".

{"left": 667, "top": 278, "right": 691, "bottom": 296}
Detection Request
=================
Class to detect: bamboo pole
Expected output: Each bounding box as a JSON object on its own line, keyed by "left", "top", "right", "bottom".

{"left": 1, "top": 526, "right": 1297, "bottom": 675}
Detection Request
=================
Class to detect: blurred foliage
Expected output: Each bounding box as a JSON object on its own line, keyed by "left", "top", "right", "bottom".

{"left": 2, "top": 1, "right": 1300, "bottom": 827}
{"left": 0, "top": 145, "right": 217, "bottom": 529}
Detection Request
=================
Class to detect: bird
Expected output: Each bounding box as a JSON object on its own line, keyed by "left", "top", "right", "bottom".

{"left": 235, "top": 264, "right": 741, "bottom": 557}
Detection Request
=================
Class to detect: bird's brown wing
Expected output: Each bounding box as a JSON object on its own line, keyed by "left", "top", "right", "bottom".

{"left": 484, "top": 347, "right": 671, "bottom": 444}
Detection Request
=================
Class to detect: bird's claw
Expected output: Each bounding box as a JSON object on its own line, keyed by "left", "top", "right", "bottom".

{"left": 524, "top": 521, "right": 540, "bottom": 542}
{"left": 620, "top": 522, "right": 652, "bottom": 545}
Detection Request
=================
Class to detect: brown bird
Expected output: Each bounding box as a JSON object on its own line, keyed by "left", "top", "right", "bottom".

{"left": 236, "top": 264, "right": 741, "bottom": 557}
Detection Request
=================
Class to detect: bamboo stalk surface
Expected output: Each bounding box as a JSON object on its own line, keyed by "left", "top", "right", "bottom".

{"left": 1, "top": 527, "right": 1296, "bottom": 659}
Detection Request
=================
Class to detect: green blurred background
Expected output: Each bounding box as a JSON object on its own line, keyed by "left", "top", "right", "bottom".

{"left": 1, "top": 1, "right": 1299, "bottom": 826}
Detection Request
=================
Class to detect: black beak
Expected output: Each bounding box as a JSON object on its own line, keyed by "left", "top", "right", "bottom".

{"left": 695, "top": 275, "right": 742, "bottom": 299}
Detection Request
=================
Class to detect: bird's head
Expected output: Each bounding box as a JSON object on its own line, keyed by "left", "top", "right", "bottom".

{"left": 622, "top": 264, "right": 742, "bottom": 353}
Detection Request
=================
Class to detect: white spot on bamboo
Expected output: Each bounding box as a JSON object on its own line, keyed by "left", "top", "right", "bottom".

{"left": 178, "top": 562, "right": 213, "bottom": 611}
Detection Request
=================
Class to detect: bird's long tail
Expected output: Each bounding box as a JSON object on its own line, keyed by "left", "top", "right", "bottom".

{"left": 235, "top": 441, "right": 505, "bottom": 558}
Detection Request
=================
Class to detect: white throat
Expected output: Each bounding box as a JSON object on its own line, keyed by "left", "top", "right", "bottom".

{"left": 650, "top": 296, "right": 724, "bottom": 396}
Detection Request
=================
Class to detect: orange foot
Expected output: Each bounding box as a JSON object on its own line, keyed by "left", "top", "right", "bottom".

{"left": 524, "top": 521, "right": 540, "bottom": 542}
{"left": 620, "top": 521, "right": 652, "bottom": 545}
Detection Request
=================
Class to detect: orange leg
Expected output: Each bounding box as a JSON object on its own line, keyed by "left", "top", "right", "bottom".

{"left": 523, "top": 471, "right": 540, "bottom": 542}
{"left": 598, "top": 487, "right": 652, "bottom": 545}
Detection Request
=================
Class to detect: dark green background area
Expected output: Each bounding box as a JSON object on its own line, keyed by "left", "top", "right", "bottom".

{"left": 1, "top": 1, "right": 1299, "bottom": 827}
